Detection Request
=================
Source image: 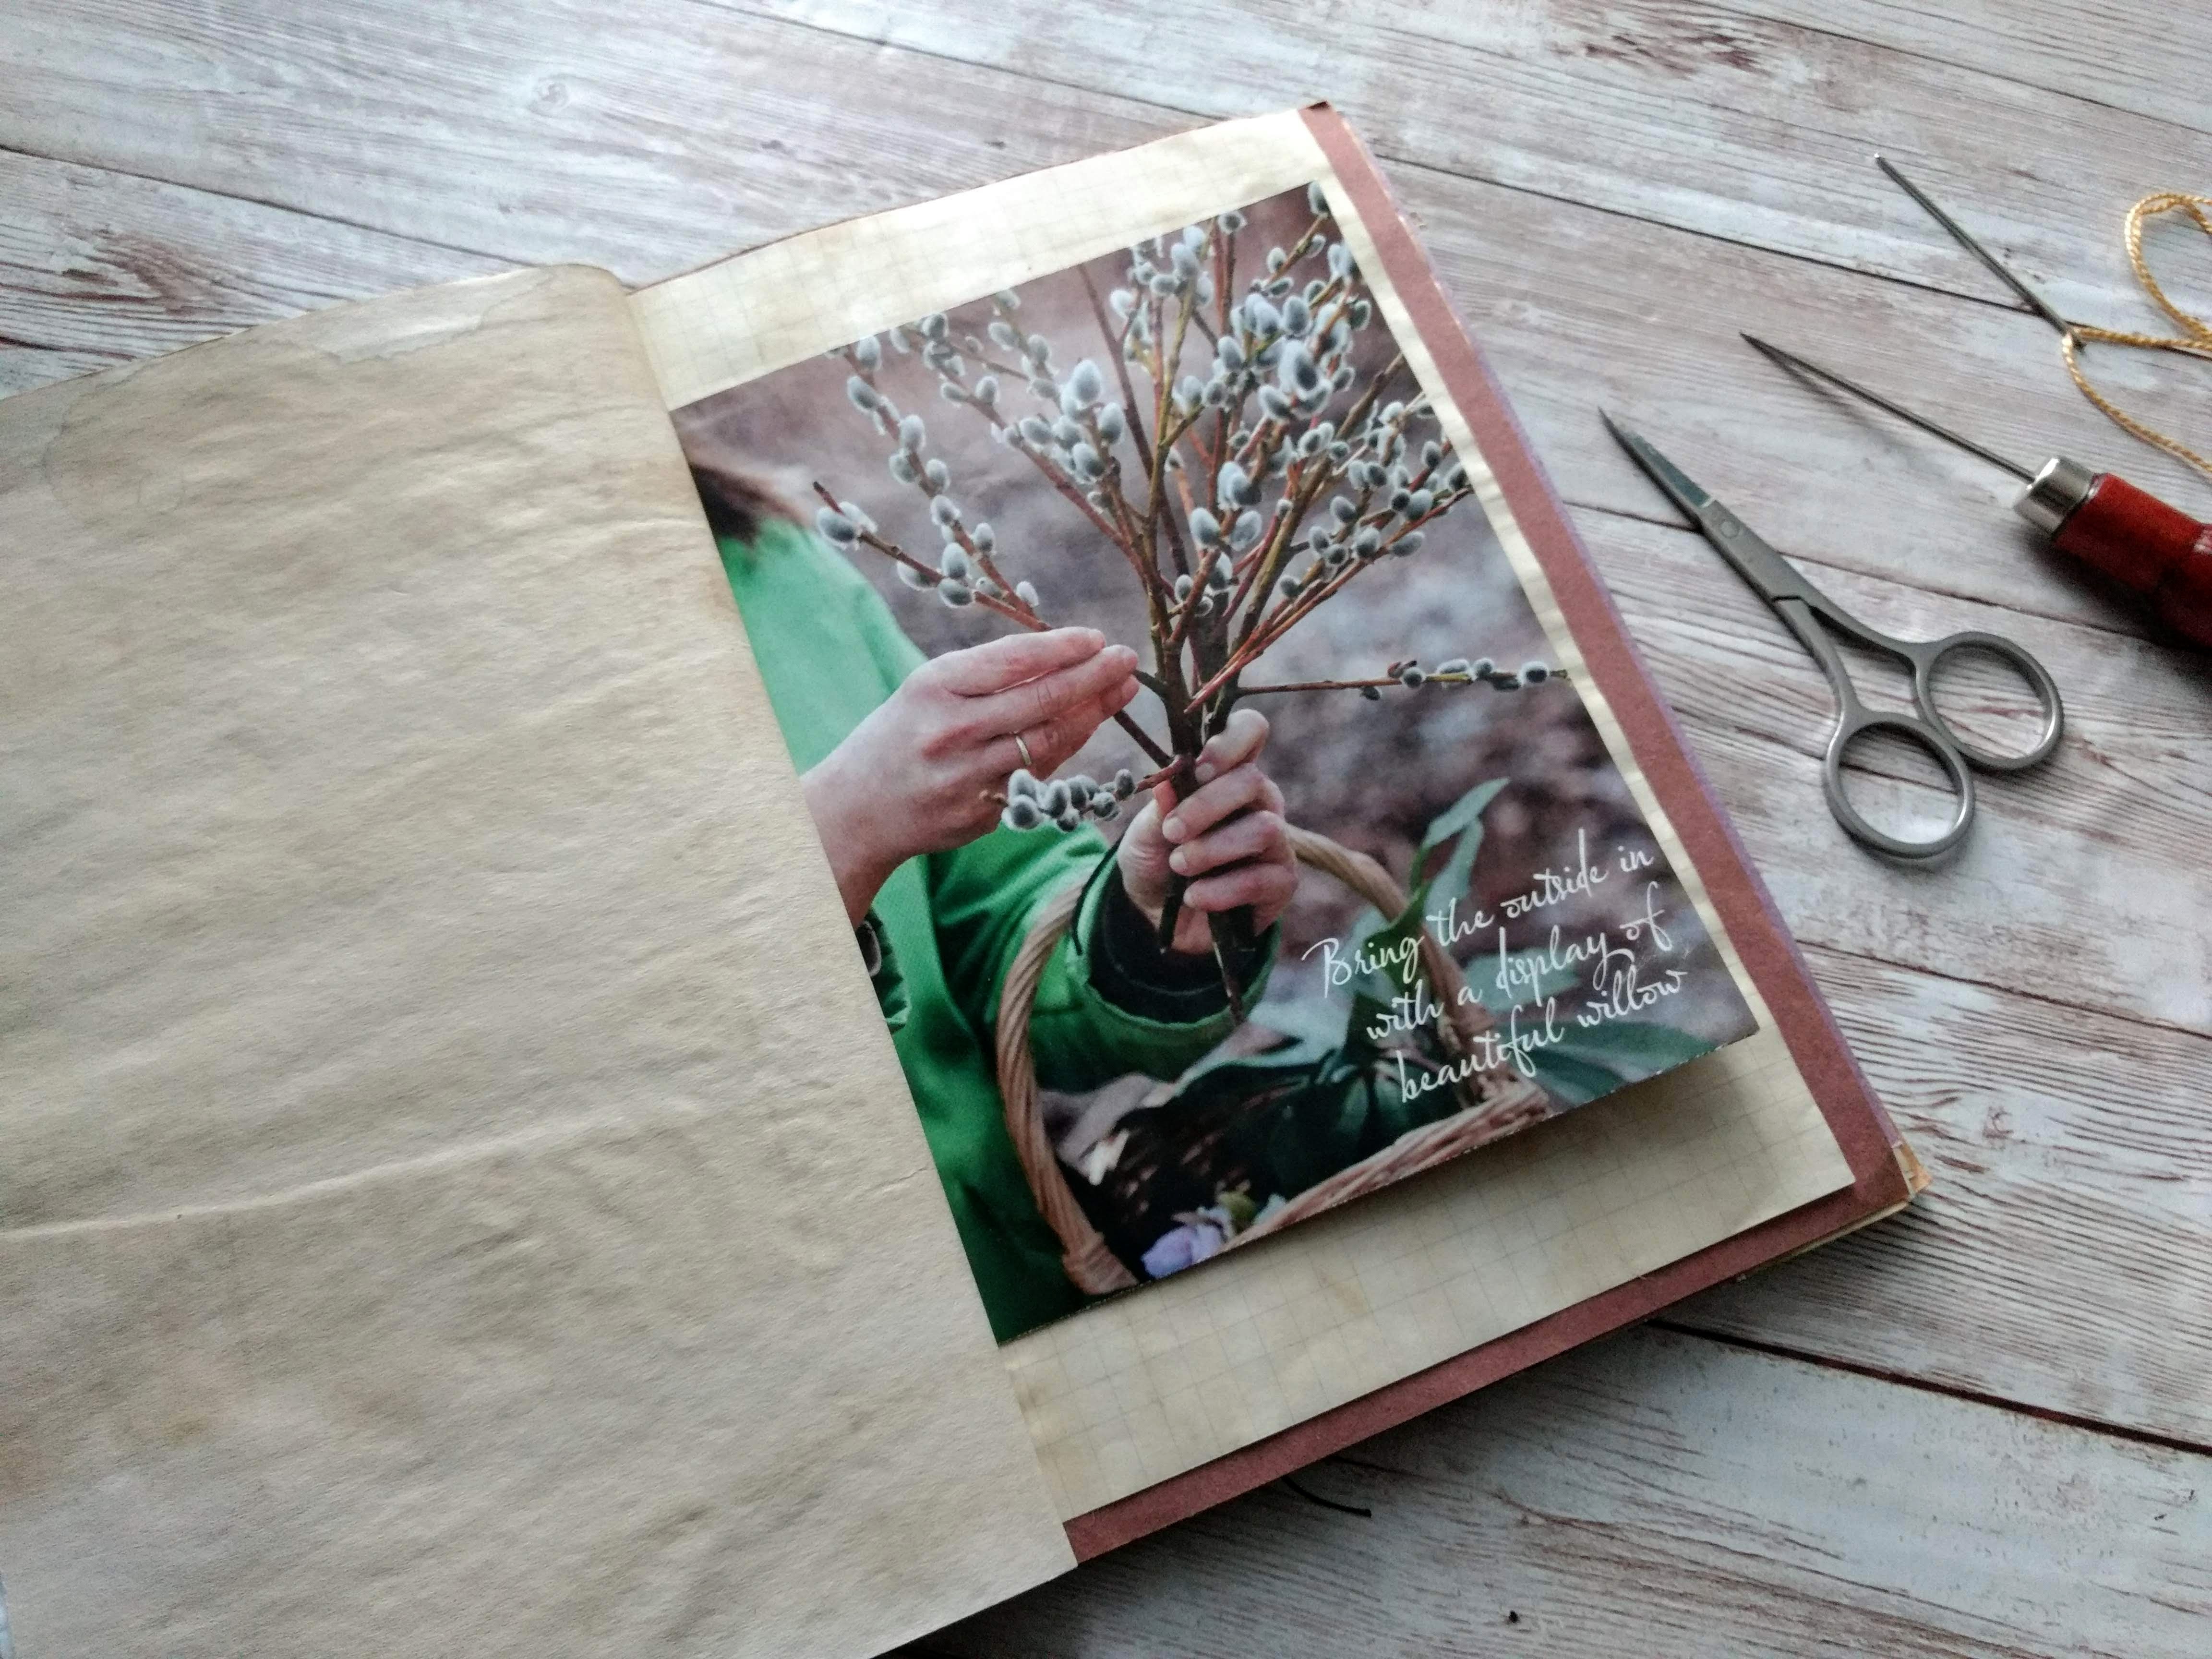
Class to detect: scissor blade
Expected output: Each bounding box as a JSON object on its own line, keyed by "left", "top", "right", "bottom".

{"left": 1599, "top": 411, "right": 1825, "bottom": 610}
{"left": 1599, "top": 408, "right": 1714, "bottom": 518}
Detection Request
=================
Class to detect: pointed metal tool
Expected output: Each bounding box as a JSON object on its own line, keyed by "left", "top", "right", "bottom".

{"left": 1739, "top": 333, "right": 2212, "bottom": 647}
{"left": 1875, "top": 154, "right": 2072, "bottom": 337}
{"left": 1740, "top": 333, "right": 2033, "bottom": 480}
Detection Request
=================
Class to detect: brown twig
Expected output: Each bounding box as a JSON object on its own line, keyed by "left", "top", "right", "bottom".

{"left": 810, "top": 481, "right": 1173, "bottom": 766}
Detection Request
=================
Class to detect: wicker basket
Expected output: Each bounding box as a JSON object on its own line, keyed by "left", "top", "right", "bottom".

{"left": 994, "top": 825, "right": 1553, "bottom": 1295}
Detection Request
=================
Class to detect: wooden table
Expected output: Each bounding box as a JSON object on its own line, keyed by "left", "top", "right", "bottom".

{"left": 7, "top": 3, "right": 2208, "bottom": 1652}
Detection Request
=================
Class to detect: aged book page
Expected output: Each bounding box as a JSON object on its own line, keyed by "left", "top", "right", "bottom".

{"left": 0, "top": 266, "right": 1071, "bottom": 1657}
{"left": 630, "top": 111, "right": 1856, "bottom": 1517}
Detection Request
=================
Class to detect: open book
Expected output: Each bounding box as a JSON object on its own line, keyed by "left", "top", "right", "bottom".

{"left": 0, "top": 108, "right": 1920, "bottom": 1658}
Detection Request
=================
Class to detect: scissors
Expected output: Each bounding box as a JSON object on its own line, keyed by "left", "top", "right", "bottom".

{"left": 1601, "top": 412, "right": 2064, "bottom": 860}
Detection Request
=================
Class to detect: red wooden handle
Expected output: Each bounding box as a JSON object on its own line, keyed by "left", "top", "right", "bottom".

{"left": 2051, "top": 473, "right": 2212, "bottom": 649}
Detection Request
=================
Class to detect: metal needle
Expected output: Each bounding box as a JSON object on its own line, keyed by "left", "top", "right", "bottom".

{"left": 1875, "top": 154, "right": 2073, "bottom": 338}
{"left": 1739, "top": 335, "right": 2212, "bottom": 649}
{"left": 1739, "top": 333, "right": 2036, "bottom": 481}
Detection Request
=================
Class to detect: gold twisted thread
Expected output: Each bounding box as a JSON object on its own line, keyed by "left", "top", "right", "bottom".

{"left": 2060, "top": 192, "right": 2212, "bottom": 480}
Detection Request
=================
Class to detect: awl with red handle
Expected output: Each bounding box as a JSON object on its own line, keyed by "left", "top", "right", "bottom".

{"left": 1743, "top": 334, "right": 2212, "bottom": 649}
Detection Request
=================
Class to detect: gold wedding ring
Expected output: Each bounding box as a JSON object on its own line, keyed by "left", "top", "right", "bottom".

{"left": 1012, "top": 731, "right": 1036, "bottom": 773}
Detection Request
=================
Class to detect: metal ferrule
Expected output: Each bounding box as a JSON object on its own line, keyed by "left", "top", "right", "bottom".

{"left": 2014, "top": 455, "right": 2097, "bottom": 535}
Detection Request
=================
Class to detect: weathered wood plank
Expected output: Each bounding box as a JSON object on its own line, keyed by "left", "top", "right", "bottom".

{"left": 0, "top": 0, "right": 1170, "bottom": 283}
{"left": 9, "top": 0, "right": 2210, "bottom": 1557}
{"left": 8, "top": 0, "right": 2207, "bottom": 329}
{"left": 13, "top": 176, "right": 2204, "bottom": 1441}
{"left": 1676, "top": 943, "right": 2212, "bottom": 1449}
{"left": 0, "top": 148, "right": 501, "bottom": 394}
{"left": 1744, "top": 0, "right": 2212, "bottom": 135}
{"left": 739, "top": 0, "right": 2212, "bottom": 317}
{"left": 913, "top": 1326, "right": 2212, "bottom": 1657}
{"left": 11, "top": 110, "right": 2201, "bottom": 1032}
{"left": 1576, "top": 498, "right": 2212, "bottom": 1446}
{"left": 12, "top": 0, "right": 2203, "bottom": 651}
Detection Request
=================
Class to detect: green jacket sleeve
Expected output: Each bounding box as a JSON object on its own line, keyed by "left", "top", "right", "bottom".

{"left": 928, "top": 828, "right": 1272, "bottom": 1095}
{"left": 810, "top": 530, "right": 1272, "bottom": 1087}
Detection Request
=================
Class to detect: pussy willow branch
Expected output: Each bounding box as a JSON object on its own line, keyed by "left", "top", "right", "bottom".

{"left": 1215, "top": 414, "right": 1429, "bottom": 686}
{"left": 1182, "top": 490, "right": 1471, "bottom": 711}
{"left": 1226, "top": 356, "right": 1406, "bottom": 649}
{"left": 825, "top": 207, "right": 1490, "bottom": 985}
{"left": 1237, "top": 669, "right": 1568, "bottom": 697}
{"left": 1226, "top": 483, "right": 1460, "bottom": 673}
{"left": 809, "top": 480, "right": 1172, "bottom": 769}
{"left": 930, "top": 369, "right": 1169, "bottom": 612}
{"left": 810, "top": 481, "right": 1038, "bottom": 628}
{"left": 1082, "top": 268, "right": 1155, "bottom": 497}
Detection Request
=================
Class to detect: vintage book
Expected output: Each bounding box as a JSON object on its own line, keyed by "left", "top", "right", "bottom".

{"left": 0, "top": 107, "right": 1921, "bottom": 1657}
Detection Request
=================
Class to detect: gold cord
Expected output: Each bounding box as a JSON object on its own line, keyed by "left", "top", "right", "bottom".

{"left": 2060, "top": 192, "right": 2212, "bottom": 479}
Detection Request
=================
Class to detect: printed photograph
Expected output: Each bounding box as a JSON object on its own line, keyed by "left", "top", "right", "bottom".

{"left": 674, "top": 182, "right": 1758, "bottom": 1342}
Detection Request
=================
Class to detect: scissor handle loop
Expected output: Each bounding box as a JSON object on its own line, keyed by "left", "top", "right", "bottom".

{"left": 1903, "top": 630, "right": 2066, "bottom": 773}
{"left": 1821, "top": 707, "right": 1976, "bottom": 861}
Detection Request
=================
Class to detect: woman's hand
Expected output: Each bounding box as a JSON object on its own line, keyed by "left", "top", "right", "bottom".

{"left": 1116, "top": 709, "right": 1298, "bottom": 956}
{"left": 803, "top": 628, "right": 1140, "bottom": 924}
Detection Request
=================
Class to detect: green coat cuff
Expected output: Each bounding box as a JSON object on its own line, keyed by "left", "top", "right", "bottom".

{"left": 855, "top": 910, "right": 911, "bottom": 1034}
{"left": 1019, "top": 870, "right": 1276, "bottom": 1095}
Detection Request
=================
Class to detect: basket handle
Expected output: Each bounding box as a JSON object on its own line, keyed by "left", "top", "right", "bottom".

{"left": 994, "top": 826, "right": 1508, "bottom": 1296}
{"left": 996, "top": 879, "right": 1136, "bottom": 1294}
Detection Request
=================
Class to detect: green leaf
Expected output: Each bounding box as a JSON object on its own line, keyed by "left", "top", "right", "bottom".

{"left": 1251, "top": 1070, "right": 1378, "bottom": 1195}
{"left": 1525, "top": 1047, "right": 1629, "bottom": 1106}
{"left": 1420, "top": 777, "right": 1509, "bottom": 912}
{"left": 1245, "top": 993, "right": 1353, "bottom": 1055}
{"left": 1368, "top": 1062, "right": 1450, "bottom": 1144}
{"left": 1544, "top": 1018, "right": 1717, "bottom": 1077}
{"left": 1464, "top": 946, "right": 1584, "bottom": 1017}
{"left": 1172, "top": 994, "right": 1350, "bottom": 1089}
{"left": 1418, "top": 776, "right": 1510, "bottom": 862}
{"left": 1346, "top": 898, "right": 1388, "bottom": 952}
{"left": 1335, "top": 781, "right": 1512, "bottom": 1051}
{"left": 1341, "top": 886, "right": 1431, "bottom": 1059}
{"left": 1342, "top": 986, "right": 1398, "bottom": 1062}
{"left": 1173, "top": 1044, "right": 1335, "bottom": 1094}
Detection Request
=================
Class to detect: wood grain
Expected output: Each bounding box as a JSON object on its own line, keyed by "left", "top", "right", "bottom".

{"left": 14, "top": 28, "right": 2198, "bottom": 1024}
{"left": 1400, "top": 158, "right": 2212, "bottom": 643}
{"left": 12, "top": 156, "right": 2206, "bottom": 1446}
{"left": 1567, "top": 506, "right": 2212, "bottom": 1449}
{"left": 14, "top": 0, "right": 2202, "bottom": 650}
{"left": 741, "top": 0, "right": 2212, "bottom": 314}
{"left": 1744, "top": 0, "right": 2212, "bottom": 134}
{"left": 11, "top": 0, "right": 2209, "bottom": 323}
{"left": 0, "top": 0, "right": 1171, "bottom": 282}
{"left": 0, "top": 148, "right": 500, "bottom": 394}
{"left": 913, "top": 1326, "right": 2212, "bottom": 1658}
{"left": 1678, "top": 943, "right": 2212, "bottom": 1448}
{"left": 8, "top": 72, "right": 2208, "bottom": 1455}
{"left": 1583, "top": 506, "right": 2212, "bottom": 1032}
{"left": 14, "top": 83, "right": 2207, "bottom": 648}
